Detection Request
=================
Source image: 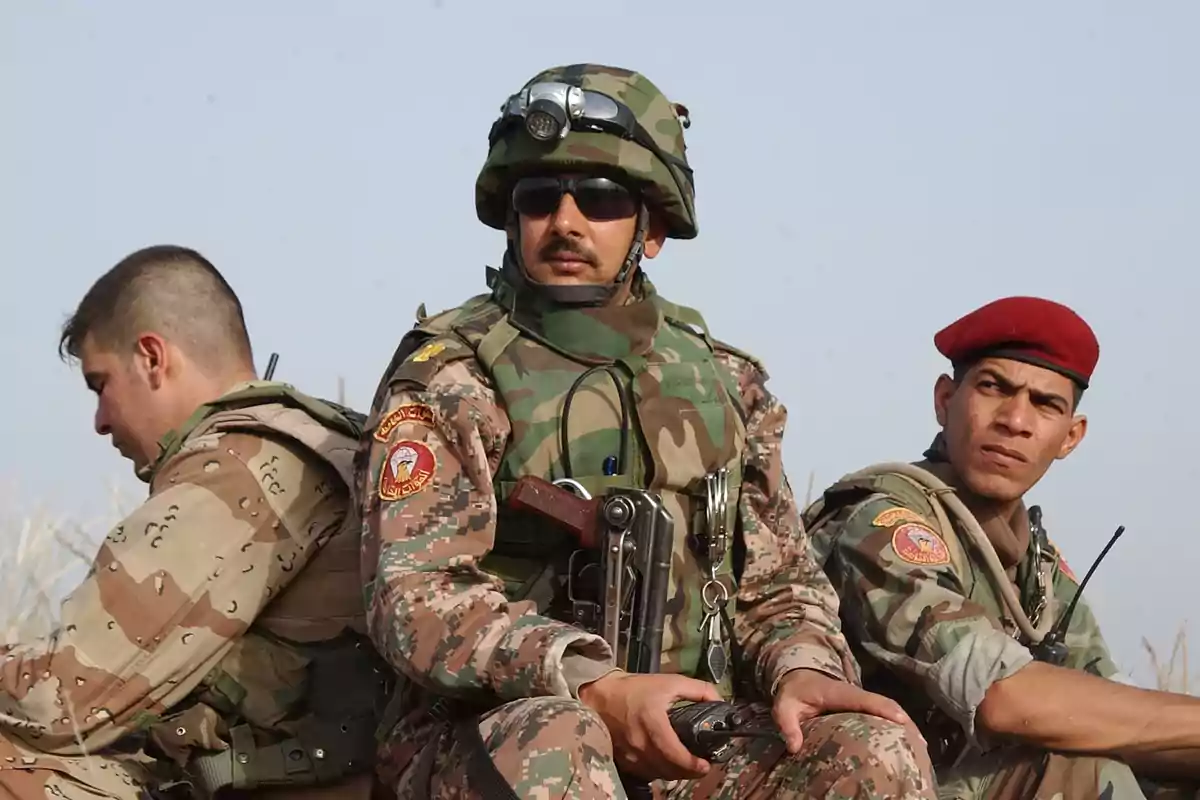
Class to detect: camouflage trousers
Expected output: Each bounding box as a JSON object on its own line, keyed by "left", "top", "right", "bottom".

{"left": 0, "top": 730, "right": 378, "bottom": 800}
{"left": 939, "top": 745, "right": 1199, "bottom": 799}
{"left": 393, "top": 696, "right": 936, "bottom": 799}
{"left": 0, "top": 728, "right": 153, "bottom": 799}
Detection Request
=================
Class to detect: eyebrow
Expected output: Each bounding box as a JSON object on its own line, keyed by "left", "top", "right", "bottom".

{"left": 977, "top": 367, "right": 1070, "bottom": 410}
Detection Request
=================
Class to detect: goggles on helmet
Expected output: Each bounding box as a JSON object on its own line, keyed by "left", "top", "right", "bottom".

{"left": 487, "top": 81, "right": 692, "bottom": 178}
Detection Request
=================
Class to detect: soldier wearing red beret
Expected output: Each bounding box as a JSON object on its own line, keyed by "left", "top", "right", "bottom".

{"left": 803, "top": 296, "right": 1200, "bottom": 798}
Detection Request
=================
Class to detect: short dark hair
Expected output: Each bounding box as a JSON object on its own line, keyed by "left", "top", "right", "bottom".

{"left": 60, "top": 244, "right": 254, "bottom": 373}
{"left": 951, "top": 361, "right": 1085, "bottom": 410}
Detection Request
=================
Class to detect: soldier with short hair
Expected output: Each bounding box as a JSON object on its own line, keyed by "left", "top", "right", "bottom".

{"left": 356, "top": 63, "right": 936, "bottom": 799}
{"left": 804, "top": 295, "right": 1200, "bottom": 798}
{"left": 0, "top": 245, "right": 390, "bottom": 799}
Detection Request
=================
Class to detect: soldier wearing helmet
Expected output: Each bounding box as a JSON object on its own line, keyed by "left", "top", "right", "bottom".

{"left": 356, "top": 64, "right": 936, "bottom": 799}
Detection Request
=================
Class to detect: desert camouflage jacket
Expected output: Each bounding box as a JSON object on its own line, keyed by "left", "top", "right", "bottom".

{"left": 357, "top": 268, "right": 860, "bottom": 778}
{"left": 0, "top": 381, "right": 376, "bottom": 794}
{"left": 804, "top": 434, "right": 1121, "bottom": 760}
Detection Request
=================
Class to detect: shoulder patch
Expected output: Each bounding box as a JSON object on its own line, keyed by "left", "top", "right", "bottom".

{"left": 1058, "top": 557, "right": 1078, "bottom": 583}
{"left": 389, "top": 335, "right": 475, "bottom": 390}
{"left": 1044, "top": 536, "right": 1079, "bottom": 582}
{"left": 374, "top": 403, "right": 435, "bottom": 442}
{"left": 379, "top": 439, "right": 437, "bottom": 501}
{"left": 411, "top": 341, "right": 446, "bottom": 362}
{"left": 872, "top": 506, "right": 930, "bottom": 529}
{"left": 890, "top": 523, "right": 951, "bottom": 567}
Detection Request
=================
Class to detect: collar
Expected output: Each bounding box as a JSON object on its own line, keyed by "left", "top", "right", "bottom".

{"left": 140, "top": 380, "right": 276, "bottom": 484}
{"left": 488, "top": 263, "right": 662, "bottom": 363}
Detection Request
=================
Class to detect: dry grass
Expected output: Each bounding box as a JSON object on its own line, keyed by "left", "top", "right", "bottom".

{"left": 1, "top": 482, "right": 128, "bottom": 641}
{"left": 1142, "top": 623, "right": 1193, "bottom": 695}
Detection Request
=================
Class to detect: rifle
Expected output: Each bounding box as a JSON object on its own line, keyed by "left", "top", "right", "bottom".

{"left": 506, "top": 475, "right": 781, "bottom": 788}
{"left": 508, "top": 475, "right": 673, "bottom": 673}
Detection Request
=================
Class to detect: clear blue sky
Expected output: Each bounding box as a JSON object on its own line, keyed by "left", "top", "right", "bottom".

{"left": 2, "top": 2, "right": 1197, "bottom": 687}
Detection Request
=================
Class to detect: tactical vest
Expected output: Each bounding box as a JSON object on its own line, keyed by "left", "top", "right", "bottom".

{"left": 374, "top": 270, "right": 758, "bottom": 691}
{"left": 802, "top": 462, "right": 1061, "bottom": 765}
{"left": 141, "top": 381, "right": 393, "bottom": 796}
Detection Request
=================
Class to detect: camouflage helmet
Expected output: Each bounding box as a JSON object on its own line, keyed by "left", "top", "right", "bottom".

{"left": 476, "top": 64, "right": 698, "bottom": 239}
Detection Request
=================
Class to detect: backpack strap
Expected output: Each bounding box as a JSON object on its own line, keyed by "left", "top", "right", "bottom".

{"left": 815, "top": 462, "right": 1057, "bottom": 646}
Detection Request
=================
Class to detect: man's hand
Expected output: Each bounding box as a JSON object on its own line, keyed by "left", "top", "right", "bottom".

{"left": 578, "top": 671, "right": 722, "bottom": 781}
{"left": 772, "top": 668, "right": 919, "bottom": 754}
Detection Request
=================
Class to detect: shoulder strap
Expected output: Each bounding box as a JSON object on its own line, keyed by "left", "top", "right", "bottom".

{"left": 820, "top": 461, "right": 1057, "bottom": 645}
{"left": 475, "top": 315, "right": 523, "bottom": 372}
{"left": 655, "top": 296, "right": 711, "bottom": 341}
{"left": 150, "top": 381, "right": 365, "bottom": 482}
{"left": 653, "top": 295, "right": 762, "bottom": 428}
{"left": 366, "top": 293, "right": 504, "bottom": 405}
{"left": 802, "top": 463, "right": 941, "bottom": 533}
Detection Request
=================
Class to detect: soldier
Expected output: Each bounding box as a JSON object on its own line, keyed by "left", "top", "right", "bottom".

{"left": 0, "top": 245, "right": 391, "bottom": 799}
{"left": 804, "top": 295, "right": 1200, "bottom": 798}
{"left": 357, "top": 64, "right": 936, "bottom": 799}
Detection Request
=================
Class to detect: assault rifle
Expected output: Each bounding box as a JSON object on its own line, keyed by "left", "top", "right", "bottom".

{"left": 508, "top": 475, "right": 673, "bottom": 673}
{"left": 507, "top": 476, "right": 781, "bottom": 775}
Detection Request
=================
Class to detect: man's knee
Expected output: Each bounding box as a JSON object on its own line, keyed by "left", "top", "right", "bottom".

{"left": 482, "top": 697, "right": 617, "bottom": 786}
{"left": 408, "top": 696, "right": 621, "bottom": 800}
{"left": 794, "top": 712, "right": 936, "bottom": 800}
{"left": 0, "top": 731, "right": 147, "bottom": 800}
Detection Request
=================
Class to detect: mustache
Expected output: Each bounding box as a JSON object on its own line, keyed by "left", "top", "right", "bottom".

{"left": 538, "top": 236, "right": 597, "bottom": 265}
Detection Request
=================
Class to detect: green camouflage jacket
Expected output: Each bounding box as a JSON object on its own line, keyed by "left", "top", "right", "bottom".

{"left": 357, "top": 268, "right": 860, "bottom": 782}
{"left": 804, "top": 434, "right": 1125, "bottom": 793}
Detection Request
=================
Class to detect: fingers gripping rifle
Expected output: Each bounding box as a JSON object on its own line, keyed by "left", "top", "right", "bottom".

{"left": 507, "top": 477, "right": 781, "bottom": 769}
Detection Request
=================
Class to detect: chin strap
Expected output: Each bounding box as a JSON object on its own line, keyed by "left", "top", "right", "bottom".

{"left": 503, "top": 203, "right": 650, "bottom": 307}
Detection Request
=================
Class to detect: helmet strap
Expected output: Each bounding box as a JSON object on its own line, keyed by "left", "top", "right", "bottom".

{"left": 502, "top": 201, "right": 649, "bottom": 308}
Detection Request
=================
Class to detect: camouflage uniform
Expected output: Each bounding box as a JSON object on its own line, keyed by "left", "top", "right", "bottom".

{"left": 358, "top": 64, "right": 935, "bottom": 799}
{"left": 0, "top": 382, "right": 390, "bottom": 799}
{"left": 804, "top": 434, "right": 1150, "bottom": 799}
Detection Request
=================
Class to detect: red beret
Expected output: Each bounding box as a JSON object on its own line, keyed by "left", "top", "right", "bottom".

{"left": 934, "top": 296, "right": 1099, "bottom": 389}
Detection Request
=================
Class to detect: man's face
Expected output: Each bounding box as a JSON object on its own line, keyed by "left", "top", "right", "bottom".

{"left": 934, "top": 357, "right": 1088, "bottom": 503}
{"left": 79, "top": 333, "right": 173, "bottom": 473}
{"left": 512, "top": 172, "right": 663, "bottom": 287}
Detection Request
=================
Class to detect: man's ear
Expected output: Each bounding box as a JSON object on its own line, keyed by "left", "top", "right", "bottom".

{"left": 642, "top": 211, "right": 668, "bottom": 260}
{"left": 933, "top": 373, "right": 958, "bottom": 428}
{"left": 1055, "top": 415, "right": 1088, "bottom": 460}
{"left": 133, "top": 332, "right": 171, "bottom": 390}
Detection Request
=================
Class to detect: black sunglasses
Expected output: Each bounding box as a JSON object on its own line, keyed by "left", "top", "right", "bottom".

{"left": 511, "top": 176, "right": 639, "bottom": 221}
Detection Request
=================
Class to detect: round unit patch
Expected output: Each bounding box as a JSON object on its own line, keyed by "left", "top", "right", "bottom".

{"left": 379, "top": 439, "right": 437, "bottom": 501}
{"left": 891, "top": 523, "right": 951, "bottom": 567}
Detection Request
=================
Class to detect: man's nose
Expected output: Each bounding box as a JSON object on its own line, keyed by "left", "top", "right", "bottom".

{"left": 94, "top": 407, "right": 110, "bottom": 436}
{"left": 994, "top": 396, "right": 1034, "bottom": 435}
{"left": 550, "top": 192, "right": 587, "bottom": 235}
